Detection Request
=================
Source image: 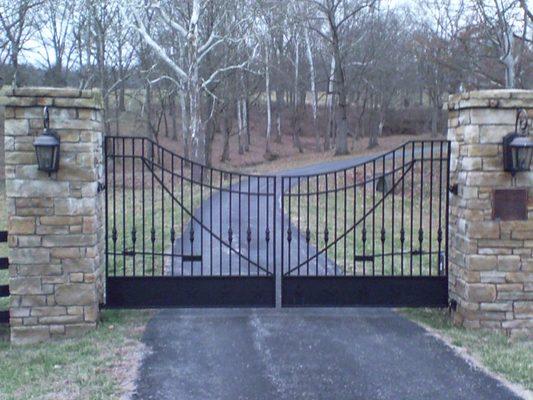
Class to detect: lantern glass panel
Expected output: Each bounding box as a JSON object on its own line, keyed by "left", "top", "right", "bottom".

{"left": 516, "top": 146, "right": 533, "bottom": 170}
{"left": 36, "top": 145, "right": 55, "bottom": 171}
{"left": 510, "top": 136, "right": 533, "bottom": 172}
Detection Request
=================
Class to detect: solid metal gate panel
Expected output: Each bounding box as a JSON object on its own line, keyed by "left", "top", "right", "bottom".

{"left": 280, "top": 140, "right": 450, "bottom": 307}
{"left": 104, "top": 136, "right": 276, "bottom": 307}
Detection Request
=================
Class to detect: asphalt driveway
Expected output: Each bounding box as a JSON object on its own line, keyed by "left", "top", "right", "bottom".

{"left": 133, "top": 308, "right": 519, "bottom": 400}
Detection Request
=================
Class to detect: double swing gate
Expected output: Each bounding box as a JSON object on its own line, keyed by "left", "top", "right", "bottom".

{"left": 105, "top": 136, "right": 450, "bottom": 308}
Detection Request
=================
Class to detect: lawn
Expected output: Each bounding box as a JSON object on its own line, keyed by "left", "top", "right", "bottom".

{"left": 402, "top": 308, "right": 533, "bottom": 392}
{"left": 0, "top": 309, "right": 153, "bottom": 400}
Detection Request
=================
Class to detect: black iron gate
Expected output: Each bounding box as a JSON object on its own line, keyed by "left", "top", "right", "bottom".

{"left": 105, "top": 136, "right": 276, "bottom": 307}
{"left": 104, "top": 137, "right": 450, "bottom": 308}
{"left": 281, "top": 140, "right": 450, "bottom": 307}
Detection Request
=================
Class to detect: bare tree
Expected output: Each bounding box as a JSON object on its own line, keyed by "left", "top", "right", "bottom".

{"left": 472, "top": 0, "right": 525, "bottom": 88}
{"left": 0, "top": 0, "right": 40, "bottom": 86}
{"left": 36, "top": 0, "right": 75, "bottom": 85}
{"left": 308, "top": 0, "right": 376, "bottom": 155}
{"left": 123, "top": 0, "right": 251, "bottom": 165}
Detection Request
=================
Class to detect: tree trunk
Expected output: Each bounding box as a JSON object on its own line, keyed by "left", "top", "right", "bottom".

{"left": 204, "top": 95, "right": 216, "bottom": 168}
{"left": 170, "top": 93, "right": 178, "bottom": 141}
{"left": 237, "top": 99, "right": 244, "bottom": 155}
{"left": 220, "top": 105, "right": 231, "bottom": 162}
{"left": 265, "top": 47, "right": 272, "bottom": 158}
{"left": 292, "top": 39, "right": 303, "bottom": 153}
{"left": 368, "top": 106, "right": 382, "bottom": 149}
{"left": 503, "top": 28, "right": 516, "bottom": 89}
{"left": 179, "top": 90, "right": 189, "bottom": 158}
{"left": 244, "top": 98, "right": 250, "bottom": 151}
{"left": 325, "top": 56, "right": 335, "bottom": 151}
{"left": 431, "top": 104, "right": 439, "bottom": 137}
{"left": 188, "top": 0, "right": 206, "bottom": 166}
{"left": 332, "top": 37, "right": 349, "bottom": 156}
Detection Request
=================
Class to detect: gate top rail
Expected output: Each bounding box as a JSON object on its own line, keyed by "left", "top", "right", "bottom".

{"left": 281, "top": 139, "right": 450, "bottom": 178}
{"left": 106, "top": 135, "right": 449, "bottom": 180}
{"left": 105, "top": 135, "right": 278, "bottom": 179}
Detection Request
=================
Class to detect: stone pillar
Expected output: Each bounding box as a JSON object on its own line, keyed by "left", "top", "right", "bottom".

{"left": 0, "top": 87, "right": 105, "bottom": 344}
{"left": 447, "top": 90, "right": 532, "bottom": 339}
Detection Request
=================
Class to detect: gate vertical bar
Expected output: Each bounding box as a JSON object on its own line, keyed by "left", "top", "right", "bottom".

{"left": 419, "top": 142, "right": 424, "bottom": 274}
{"left": 132, "top": 139, "right": 136, "bottom": 276}
{"left": 429, "top": 141, "right": 434, "bottom": 276}
{"left": 122, "top": 138, "right": 126, "bottom": 275}
{"left": 445, "top": 140, "right": 451, "bottom": 277}
{"left": 104, "top": 136, "right": 109, "bottom": 283}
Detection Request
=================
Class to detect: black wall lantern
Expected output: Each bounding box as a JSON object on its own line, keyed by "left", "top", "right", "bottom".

{"left": 503, "top": 108, "right": 533, "bottom": 175}
{"left": 33, "top": 107, "right": 60, "bottom": 175}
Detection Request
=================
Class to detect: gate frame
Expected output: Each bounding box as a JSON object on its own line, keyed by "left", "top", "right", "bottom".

{"left": 104, "top": 136, "right": 277, "bottom": 308}
{"left": 280, "top": 140, "right": 451, "bottom": 308}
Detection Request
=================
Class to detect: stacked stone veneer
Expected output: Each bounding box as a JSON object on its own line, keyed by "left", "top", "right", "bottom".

{"left": 1, "top": 87, "right": 105, "bottom": 344}
{"left": 447, "top": 90, "right": 532, "bottom": 338}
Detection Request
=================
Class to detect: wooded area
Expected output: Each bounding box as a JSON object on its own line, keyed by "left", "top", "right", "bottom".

{"left": 0, "top": 0, "right": 532, "bottom": 166}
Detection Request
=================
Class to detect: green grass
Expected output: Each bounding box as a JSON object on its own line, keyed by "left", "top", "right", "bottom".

{"left": 0, "top": 309, "right": 153, "bottom": 400}
{"left": 401, "top": 308, "right": 533, "bottom": 391}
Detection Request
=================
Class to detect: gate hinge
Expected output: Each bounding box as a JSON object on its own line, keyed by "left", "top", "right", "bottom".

{"left": 97, "top": 182, "right": 106, "bottom": 193}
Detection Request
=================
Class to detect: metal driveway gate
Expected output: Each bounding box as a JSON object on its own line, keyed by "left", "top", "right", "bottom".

{"left": 104, "top": 137, "right": 450, "bottom": 308}
{"left": 105, "top": 136, "right": 276, "bottom": 307}
{"left": 281, "top": 140, "right": 450, "bottom": 307}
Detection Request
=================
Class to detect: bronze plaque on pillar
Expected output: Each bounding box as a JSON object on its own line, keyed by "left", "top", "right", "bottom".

{"left": 493, "top": 189, "right": 528, "bottom": 221}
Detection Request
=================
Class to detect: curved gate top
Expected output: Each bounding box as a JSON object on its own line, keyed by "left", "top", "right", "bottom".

{"left": 104, "top": 136, "right": 450, "bottom": 308}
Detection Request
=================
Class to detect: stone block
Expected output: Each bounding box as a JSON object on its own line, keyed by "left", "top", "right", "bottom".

{"left": 505, "top": 272, "right": 532, "bottom": 283}
{"left": 7, "top": 179, "right": 70, "bottom": 198}
{"left": 470, "top": 109, "right": 516, "bottom": 126}
{"left": 467, "top": 255, "right": 497, "bottom": 271}
{"left": 467, "top": 144, "right": 500, "bottom": 157}
{"left": 50, "top": 325, "right": 65, "bottom": 335}
{"left": 480, "top": 271, "right": 506, "bottom": 283}
{"left": 64, "top": 323, "right": 97, "bottom": 337}
{"left": 9, "top": 216, "right": 35, "bottom": 234}
{"left": 11, "top": 326, "right": 50, "bottom": 345}
{"left": 43, "top": 234, "right": 97, "bottom": 248}
{"left": 51, "top": 247, "right": 81, "bottom": 259}
{"left": 54, "top": 198, "right": 97, "bottom": 216}
{"left": 5, "top": 151, "right": 36, "bottom": 165}
{"left": 39, "top": 315, "right": 84, "bottom": 325}
{"left": 480, "top": 302, "right": 512, "bottom": 312}
{"left": 467, "top": 221, "right": 500, "bottom": 239}
{"left": 17, "top": 264, "right": 62, "bottom": 276}
{"left": 4, "top": 119, "right": 29, "bottom": 136}
{"left": 55, "top": 284, "right": 97, "bottom": 306}
{"left": 10, "top": 248, "right": 50, "bottom": 264}
{"left": 20, "top": 295, "right": 47, "bottom": 307}
{"left": 30, "top": 306, "right": 67, "bottom": 317}
{"left": 466, "top": 283, "right": 496, "bottom": 302}
{"left": 70, "top": 273, "right": 84, "bottom": 283}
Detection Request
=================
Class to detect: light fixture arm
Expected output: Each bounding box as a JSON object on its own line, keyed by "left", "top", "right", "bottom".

{"left": 43, "top": 106, "right": 50, "bottom": 131}
{"left": 516, "top": 108, "right": 529, "bottom": 137}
